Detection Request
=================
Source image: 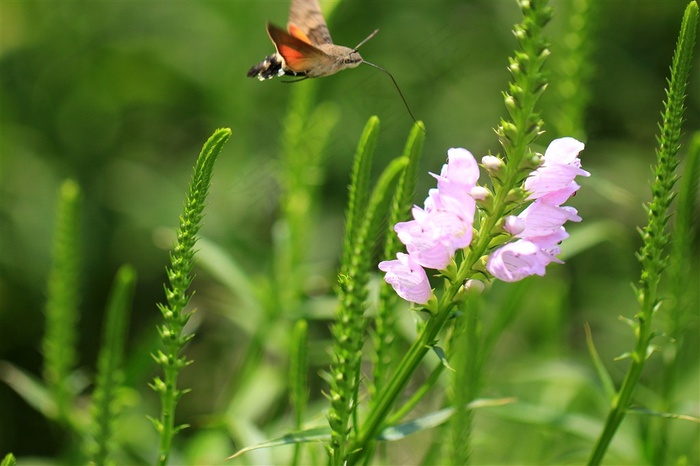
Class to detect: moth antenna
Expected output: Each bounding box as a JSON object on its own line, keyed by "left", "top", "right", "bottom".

{"left": 353, "top": 29, "right": 380, "bottom": 51}
{"left": 362, "top": 60, "right": 418, "bottom": 125}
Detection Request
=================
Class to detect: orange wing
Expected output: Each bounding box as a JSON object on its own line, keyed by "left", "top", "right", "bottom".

{"left": 288, "top": 23, "right": 313, "bottom": 45}
{"left": 267, "top": 23, "right": 328, "bottom": 73}
{"left": 288, "top": 0, "right": 333, "bottom": 46}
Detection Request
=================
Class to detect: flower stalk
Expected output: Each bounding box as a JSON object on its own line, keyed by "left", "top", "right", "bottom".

{"left": 150, "top": 128, "right": 231, "bottom": 466}
{"left": 43, "top": 179, "right": 82, "bottom": 427}
{"left": 587, "top": 3, "right": 697, "bottom": 464}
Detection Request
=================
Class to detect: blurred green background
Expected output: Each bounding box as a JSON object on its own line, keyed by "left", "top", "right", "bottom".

{"left": 1, "top": 0, "right": 698, "bottom": 463}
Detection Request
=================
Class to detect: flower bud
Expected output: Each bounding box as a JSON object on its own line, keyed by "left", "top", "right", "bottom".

{"left": 504, "top": 215, "right": 525, "bottom": 235}
{"left": 482, "top": 155, "right": 504, "bottom": 171}
{"left": 470, "top": 185, "right": 490, "bottom": 201}
{"left": 464, "top": 279, "right": 485, "bottom": 294}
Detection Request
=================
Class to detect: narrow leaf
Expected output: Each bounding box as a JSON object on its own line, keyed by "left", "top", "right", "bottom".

{"left": 378, "top": 398, "right": 516, "bottom": 441}
{"left": 87, "top": 265, "right": 137, "bottom": 466}
{"left": 584, "top": 323, "right": 616, "bottom": 401}
{"left": 0, "top": 361, "right": 57, "bottom": 420}
{"left": 362, "top": 156, "right": 409, "bottom": 248}
{"left": 43, "top": 179, "right": 82, "bottom": 424}
{"left": 1, "top": 453, "right": 16, "bottom": 466}
{"left": 228, "top": 427, "right": 332, "bottom": 459}
{"left": 342, "top": 115, "right": 380, "bottom": 270}
{"left": 627, "top": 407, "right": 700, "bottom": 423}
{"left": 373, "top": 121, "right": 426, "bottom": 399}
{"left": 153, "top": 128, "right": 231, "bottom": 466}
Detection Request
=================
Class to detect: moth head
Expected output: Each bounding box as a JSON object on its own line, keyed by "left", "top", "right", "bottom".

{"left": 343, "top": 50, "right": 363, "bottom": 68}
{"left": 342, "top": 28, "right": 379, "bottom": 68}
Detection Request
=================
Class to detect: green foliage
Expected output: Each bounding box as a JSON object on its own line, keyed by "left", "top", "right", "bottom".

{"left": 42, "top": 179, "right": 82, "bottom": 427}
{"left": 372, "top": 122, "right": 426, "bottom": 399}
{"left": 149, "top": 128, "right": 231, "bottom": 465}
{"left": 0, "top": 453, "right": 15, "bottom": 466}
{"left": 289, "top": 319, "right": 309, "bottom": 466}
{"left": 496, "top": 0, "right": 552, "bottom": 169}
{"left": 328, "top": 116, "right": 413, "bottom": 465}
{"left": 276, "top": 83, "right": 339, "bottom": 306}
{"left": 588, "top": 3, "right": 698, "bottom": 464}
{"left": 549, "top": 0, "right": 599, "bottom": 139}
{"left": 86, "top": 265, "right": 136, "bottom": 466}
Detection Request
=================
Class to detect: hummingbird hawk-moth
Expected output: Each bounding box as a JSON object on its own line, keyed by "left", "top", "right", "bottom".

{"left": 248, "top": 0, "right": 417, "bottom": 122}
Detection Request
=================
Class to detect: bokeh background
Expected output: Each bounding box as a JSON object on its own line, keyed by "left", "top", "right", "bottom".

{"left": 1, "top": 0, "right": 698, "bottom": 464}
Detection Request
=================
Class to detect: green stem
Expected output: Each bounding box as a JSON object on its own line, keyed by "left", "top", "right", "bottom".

{"left": 588, "top": 3, "right": 697, "bottom": 463}
{"left": 386, "top": 363, "right": 445, "bottom": 427}
{"left": 588, "top": 320, "right": 651, "bottom": 465}
{"left": 348, "top": 291, "right": 460, "bottom": 465}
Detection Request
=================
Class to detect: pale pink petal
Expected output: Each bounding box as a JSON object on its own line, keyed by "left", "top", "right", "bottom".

{"left": 486, "top": 240, "right": 550, "bottom": 282}
{"left": 443, "top": 148, "right": 480, "bottom": 187}
{"left": 518, "top": 202, "right": 581, "bottom": 238}
{"left": 504, "top": 215, "right": 525, "bottom": 235}
{"left": 395, "top": 216, "right": 453, "bottom": 270}
{"left": 543, "top": 137, "right": 587, "bottom": 167}
{"left": 525, "top": 137, "right": 589, "bottom": 201}
{"left": 379, "top": 253, "right": 433, "bottom": 304}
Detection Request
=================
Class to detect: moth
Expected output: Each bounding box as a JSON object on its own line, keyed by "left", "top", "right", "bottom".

{"left": 248, "top": 0, "right": 417, "bottom": 122}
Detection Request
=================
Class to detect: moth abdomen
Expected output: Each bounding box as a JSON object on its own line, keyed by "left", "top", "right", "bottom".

{"left": 247, "top": 53, "right": 307, "bottom": 81}
{"left": 247, "top": 54, "right": 284, "bottom": 80}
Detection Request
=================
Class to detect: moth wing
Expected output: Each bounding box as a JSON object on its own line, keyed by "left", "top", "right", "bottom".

{"left": 267, "top": 23, "right": 329, "bottom": 73}
{"left": 288, "top": 0, "right": 333, "bottom": 46}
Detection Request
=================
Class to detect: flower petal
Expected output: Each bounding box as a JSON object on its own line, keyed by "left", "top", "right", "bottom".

{"left": 379, "top": 253, "right": 433, "bottom": 304}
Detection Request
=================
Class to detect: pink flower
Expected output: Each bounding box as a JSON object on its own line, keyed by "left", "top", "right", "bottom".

{"left": 378, "top": 253, "right": 433, "bottom": 304}
{"left": 432, "top": 148, "right": 480, "bottom": 202}
{"left": 525, "top": 137, "right": 589, "bottom": 202}
{"left": 517, "top": 202, "right": 581, "bottom": 239}
{"left": 394, "top": 149, "right": 479, "bottom": 269}
{"left": 394, "top": 214, "right": 454, "bottom": 270}
{"left": 486, "top": 240, "right": 553, "bottom": 282}
{"left": 487, "top": 137, "right": 588, "bottom": 282}
{"left": 381, "top": 147, "right": 481, "bottom": 302}
{"left": 504, "top": 215, "right": 525, "bottom": 235}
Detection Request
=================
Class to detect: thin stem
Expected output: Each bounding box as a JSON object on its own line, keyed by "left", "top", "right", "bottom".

{"left": 587, "top": 321, "right": 652, "bottom": 465}
{"left": 587, "top": 3, "right": 697, "bottom": 463}
{"left": 348, "top": 285, "right": 461, "bottom": 465}
{"left": 386, "top": 363, "right": 445, "bottom": 427}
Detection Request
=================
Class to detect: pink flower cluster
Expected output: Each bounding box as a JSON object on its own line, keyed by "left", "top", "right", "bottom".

{"left": 486, "top": 137, "right": 589, "bottom": 282}
{"left": 378, "top": 138, "right": 589, "bottom": 304}
{"left": 379, "top": 148, "right": 481, "bottom": 304}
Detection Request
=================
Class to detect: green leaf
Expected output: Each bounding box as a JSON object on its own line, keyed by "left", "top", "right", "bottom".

{"left": 290, "top": 319, "right": 309, "bottom": 429}
{"left": 87, "top": 265, "right": 137, "bottom": 466}
{"left": 329, "top": 116, "right": 384, "bottom": 465}
{"left": 362, "top": 155, "right": 409, "bottom": 249}
{"left": 627, "top": 407, "right": 700, "bottom": 423}
{"left": 584, "top": 323, "right": 616, "bottom": 401}
{"left": 195, "top": 236, "right": 262, "bottom": 330}
{"left": 589, "top": 9, "right": 698, "bottom": 461}
{"left": 228, "top": 427, "right": 332, "bottom": 460}
{"left": 229, "top": 398, "right": 515, "bottom": 460}
{"left": 43, "top": 179, "right": 83, "bottom": 424}
{"left": 378, "top": 398, "right": 516, "bottom": 441}
{"left": 1, "top": 453, "right": 16, "bottom": 466}
{"left": 431, "top": 345, "right": 455, "bottom": 372}
{"left": 0, "top": 361, "right": 57, "bottom": 420}
{"left": 153, "top": 127, "right": 231, "bottom": 466}
{"left": 342, "top": 115, "right": 380, "bottom": 271}
{"left": 372, "top": 121, "right": 426, "bottom": 400}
